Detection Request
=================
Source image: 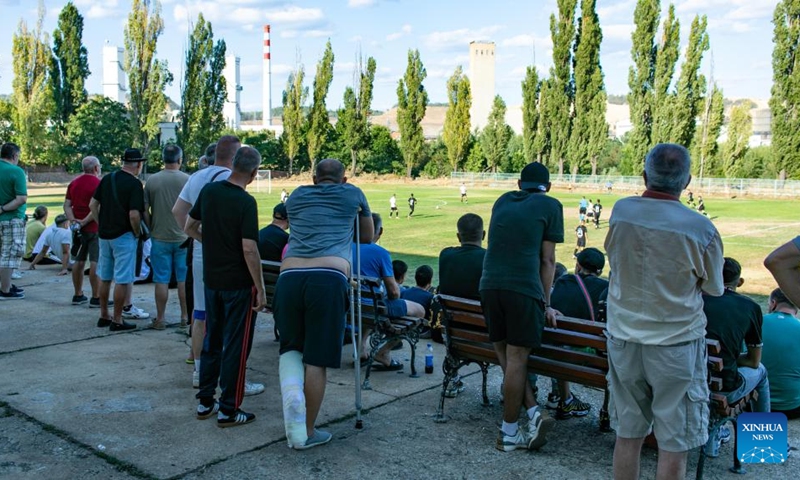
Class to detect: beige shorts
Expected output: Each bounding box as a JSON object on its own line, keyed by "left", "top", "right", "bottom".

{"left": 606, "top": 334, "right": 709, "bottom": 452}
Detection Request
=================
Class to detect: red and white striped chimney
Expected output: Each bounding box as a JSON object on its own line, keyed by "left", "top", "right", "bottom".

{"left": 263, "top": 25, "right": 272, "bottom": 127}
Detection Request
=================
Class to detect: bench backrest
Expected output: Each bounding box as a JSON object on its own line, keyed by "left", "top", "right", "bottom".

{"left": 260, "top": 260, "right": 281, "bottom": 309}
{"left": 436, "top": 294, "right": 609, "bottom": 389}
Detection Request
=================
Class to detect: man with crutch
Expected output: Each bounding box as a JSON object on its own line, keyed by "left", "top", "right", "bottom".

{"left": 274, "top": 159, "right": 373, "bottom": 450}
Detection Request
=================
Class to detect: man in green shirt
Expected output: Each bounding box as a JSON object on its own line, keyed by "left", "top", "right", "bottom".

{"left": 762, "top": 288, "right": 800, "bottom": 417}
{"left": 0, "top": 142, "right": 27, "bottom": 300}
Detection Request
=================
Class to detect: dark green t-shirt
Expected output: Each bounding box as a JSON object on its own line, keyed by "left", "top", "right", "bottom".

{"left": 438, "top": 244, "right": 486, "bottom": 300}
{"left": 703, "top": 289, "right": 763, "bottom": 391}
{"left": 0, "top": 160, "right": 27, "bottom": 220}
{"left": 480, "top": 190, "right": 564, "bottom": 300}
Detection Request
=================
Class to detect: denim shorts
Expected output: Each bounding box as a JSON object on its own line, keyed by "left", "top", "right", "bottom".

{"left": 150, "top": 239, "right": 188, "bottom": 284}
{"left": 98, "top": 233, "right": 136, "bottom": 284}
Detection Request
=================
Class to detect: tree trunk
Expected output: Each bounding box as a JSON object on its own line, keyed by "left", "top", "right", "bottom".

{"left": 289, "top": 156, "right": 294, "bottom": 176}
{"left": 591, "top": 156, "right": 598, "bottom": 176}
{"left": 406, "top": 162, "right": 412, "bottom": 178}
{"left": 558, "top": 158, "right": 564, "bottom": 178}
{"left": 350, "top": 149, "right": 358, "bottom": 177}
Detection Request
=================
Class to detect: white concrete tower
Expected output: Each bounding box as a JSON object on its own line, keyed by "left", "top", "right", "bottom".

{"left": 223, "top": 55, "right": 241, "bottom": 130}
{"left": 469, "top": 41, "right": 495, "bottom": 131}
{"left": 262, "top": 25, "right": 272, "bottom": 127}
{"left": 102, "top": 43, "right": 127, "bottom": 104}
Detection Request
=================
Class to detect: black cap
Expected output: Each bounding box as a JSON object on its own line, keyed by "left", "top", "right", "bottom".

{"left": 273, "top": 203, "right": 288, "bottom": 220}
{"left": 122, "top": 148, "right": 146, "bottom": 162}
{"left": 577, "top": 247, "right": 605, "bottom": 274}
{"left": 519, "top": 162, "right": 549, "bottom": 192}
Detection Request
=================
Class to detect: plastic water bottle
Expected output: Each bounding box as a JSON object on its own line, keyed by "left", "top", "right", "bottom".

{"left": 425, "top": 343, "right": 434, "bottom": 374}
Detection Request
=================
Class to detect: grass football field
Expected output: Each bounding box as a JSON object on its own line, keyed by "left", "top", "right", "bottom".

{"left": 27, "top": 180, "right": 797, "bottom": 302}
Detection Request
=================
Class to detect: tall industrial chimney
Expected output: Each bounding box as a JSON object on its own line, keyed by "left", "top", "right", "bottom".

{"left": 263, "top": 25, "right": 272, "bottom": 127}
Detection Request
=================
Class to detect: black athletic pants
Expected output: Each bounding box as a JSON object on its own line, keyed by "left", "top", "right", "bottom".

{"left": 196, "top": 286, "right": 256, "bottom": 415}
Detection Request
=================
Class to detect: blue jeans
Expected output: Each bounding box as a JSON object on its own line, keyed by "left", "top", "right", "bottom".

{"left": 150, "top": 239, "right": 187, "bottom": 283}
{"left": 98, "top": 233, "right": 136, "bottom": 284}
{"left": 727, "top": 363, "right": 770, "bottom": 413}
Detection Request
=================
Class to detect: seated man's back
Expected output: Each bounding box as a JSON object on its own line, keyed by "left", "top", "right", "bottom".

{"left": 401, "top": 265, "right": 435, "bottom": 318}
{"left": 439, "top": 245, "right": 485, "bottom": 300}
{"left": 762, "top": 289, "right": 800, "bottom": 414}
{"left": 550, "top": 249, "right": 608, "bottom": 321}
{"left": 258, "top": 203, "right": 289, "bottom": 261}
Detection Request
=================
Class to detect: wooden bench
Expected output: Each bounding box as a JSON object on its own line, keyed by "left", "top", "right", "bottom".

{"left": 260, "top": 260, "right": 281, "bottom": 341}
{"left": 433, "top": 294, "right": 610, "bottom": 429}
{"left": 357, "top": 276, "right": 428, "bottom": 390}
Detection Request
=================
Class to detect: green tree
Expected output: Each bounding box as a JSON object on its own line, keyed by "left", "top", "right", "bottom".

{"left": 480, "top": 95, "right": 511, "bottom": 173}
{"left": 442, "top": 66, "right": 471, "bottom": 172}
{"left": 338, "top": 56, "right": 376, "bottom": 176}
{"left": 65, "top": 96, "right": 132, "bottom": 170}
{"left": 671, "top": 15, "right": 709, "bottom": 148}
{"left": 124, "top": 0, "right": 173, "bottom": 153}
{"left": 281, "top": 65, "right": 307, "bottom": 175}
{"left": 179, "top": 14, "right": 227, "bottom": 164}
{"left": 770, "top": 0, "right": 800, "bottom": 179}
{"left": 691, "top": 85, "right": 723, "bottom": 179}
{"left": 722, "top": 103, "right": 753, "bottom": 178}
{"left": 11, "top": 1, "right": 54, "bottom": 165}
{"left": 536, "top": 79, "right": 554, "bottom": 163}
{"left": 0, "top": 98, "right": 15, "bottom": 143}
{"left": 548, "top": 0, "right": 578, "bottom": 176}
{"left": 362, "top": 125, "right": 402, "bottom": 174}
{"left": 396, "top": 49, "right": 428, "bottom": 178}
{"left": 465, "top": 136, "right": 486, "bottom": 172}
{"left": 51, "top": 1, "right": 90, "bottom": 126}
{"left": 569, "top": 0, "right": 607, "bottom": 176}
{"left": 521, "top": 66, "right": 541, "bottom": 163}
{"left": 306, "top": 40, "right": 335, "bottom": 172}
{"left": 650, "top": 4, "right": 680, "bottom": 144}
{"left": 627, "top": 0, "right": 660, "bottom": 168}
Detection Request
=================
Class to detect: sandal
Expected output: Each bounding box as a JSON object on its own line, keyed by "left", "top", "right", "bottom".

{"left": 371, "top": 359, "right": 403, "bottom": 372}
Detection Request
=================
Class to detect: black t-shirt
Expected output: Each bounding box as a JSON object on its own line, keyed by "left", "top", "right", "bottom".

{"left": 438, "top": 244, "right": 486, "bottom": 300}
{"left": 576, "top": 225, "right": 587, "bottom": 242}
{"left": 593, "top": 203, "right": 602, "bottom": 215}
{"left": 258, "top": 224, "right": 289, "bottom": 261}
{"left": 92, "top": 171, "right": 145, "bottom": 240}
{"left": 189, "top": 181, "right": 259, "bottom": 291}
{"left": 550, "top": 273, "right": 609, "bottom": 321}
{"left": 401, "top": 286, "right": 434, "bottom": 318}
{"left": 703, "top": 289, "right": 764, "bottom": 391}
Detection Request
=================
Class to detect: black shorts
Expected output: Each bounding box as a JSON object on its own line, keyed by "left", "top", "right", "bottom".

{"left": 274, "top": 268, "right": 350, "bottom": 368}
{"left": 579, "top": 207, "right": 587, "bottom": 214}
{"left": 577, "top": 238, "right": 586, "bottom": 248}
{"left": 73, "top": 232, "right": 99, "bottom": 263}
{"left": 480, "top": 289, "right": 545, "bottom": 349}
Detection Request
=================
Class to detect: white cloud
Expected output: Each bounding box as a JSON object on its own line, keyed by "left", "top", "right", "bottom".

{"left": 675, "top": 0, "right": 778, "bottom": 33}
{"left": 386, "top": 24, "right": 412, "bottom": 41}
{"left": 603, "top": 24, "right": 635, "bottom": 42}
{"left": 73, "top": 0, "right": 123, "bottom": 19}
{"left": 598, "top": 0, "right": 637, "bottom": 21}
{"left": 348, "top": 0, "right": 376, "bottom": 6}
{"left": 265, "top": 5, "right": 324, "bottom": 24}
{"left": 173, "top": 2, "right": 325, "bottom": 34}
{"left": 501, "top": 34, "right": 552, "bottom": 50}
{"left": 424, "top": 25, "right": 504, "bottom": 52}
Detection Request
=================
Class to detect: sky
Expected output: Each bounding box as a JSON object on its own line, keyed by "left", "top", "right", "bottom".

{"left": 0, "top": 0, "right": 779, "bottom": 113}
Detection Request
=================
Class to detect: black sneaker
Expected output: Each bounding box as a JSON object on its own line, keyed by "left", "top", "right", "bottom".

{"left": 556, "top": 394, "right": 592, "bottom": 419}
{"left": 97, "top": 318, "right": 112, "bottom": 328}
{"left": 11, "top": 284, "right": 24, "bottom": 293}
{"left": 0, "top": 290, "right": 24, "bottom": 300}
{"left": 72, "top": 295, "right": 89, "bottom": 305}
{"left": 196, "top": 401, "right": 219, "bottom": 420}
{"left": 89, "top": 298, "right": 114, "bottom": 308}
{"left": 217, "top": 409, "right": 256, "bottom": 428}
{"left": 109, "top": 321, "right": 136, "bottom": 331}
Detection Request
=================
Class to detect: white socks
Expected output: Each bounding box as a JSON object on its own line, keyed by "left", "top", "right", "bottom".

{"left": 194, "top": 359, "right": 201, "bottom": 373}
{"left": 501, "top": 421, "right": 518, "bottom": 437}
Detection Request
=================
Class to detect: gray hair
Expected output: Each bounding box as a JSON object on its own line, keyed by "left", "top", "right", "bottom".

{"left": 82, "top": 156, "right": 100, "bottom": 173}
{"left": 644, "top": 144, "right": 691, "bottom": 196}
{"left": 163, "top": 144, "right": 183, "bottom": 164}
{"left": 232, "top": 146, "right": 262, "bottom": 174}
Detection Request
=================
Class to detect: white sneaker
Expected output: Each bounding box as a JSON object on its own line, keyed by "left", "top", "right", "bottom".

{"left": 193, "top": 370, "right": 200, "bottom": 389}
{"left": 244, "top": 381, "right": 265, "bottom": 396}
{"left": 11, "top": 270, "right": 22, "bottom": 280}
{"left": 122, "top": 305, "right": 150, "bottom": 319}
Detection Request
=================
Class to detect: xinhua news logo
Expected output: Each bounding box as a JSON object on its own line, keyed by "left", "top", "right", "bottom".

{"left": 736, "top": 412, "right": 788, "bottom": 464}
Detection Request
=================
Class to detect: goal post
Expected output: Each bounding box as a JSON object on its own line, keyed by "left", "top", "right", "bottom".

{"left": 255, "top": 169, "right": 272, "bottom": 194}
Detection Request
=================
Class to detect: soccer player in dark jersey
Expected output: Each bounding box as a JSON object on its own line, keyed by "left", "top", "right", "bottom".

{"left": 592, "top": 199, "right": 603, "bottom": 229}
{"left": 574, "top": 220, "right": 588, "bottom": 258}
{"left": 408, "top": 193, "right": 417, "bottom": 217}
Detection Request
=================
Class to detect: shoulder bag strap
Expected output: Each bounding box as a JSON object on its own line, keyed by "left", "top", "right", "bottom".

{"left": 574, "top": 274, "right": 596, "bottom": 323}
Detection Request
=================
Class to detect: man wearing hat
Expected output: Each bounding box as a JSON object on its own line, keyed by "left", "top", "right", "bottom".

{"left": 258, "top": 203, "right": 289, "bottom": 262}
{"left": 89, "top": 148, "right": 147, "bottom": 331}
{"left": 480, "top": 162, "right": 564, "bottom": 452}
{"left": 547, "top": 247, "right": 608, "bottom": 419}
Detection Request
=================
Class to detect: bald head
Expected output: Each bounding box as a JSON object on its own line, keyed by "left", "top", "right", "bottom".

{"left": 314, "top": 159, "right": 345, "bottom": 184}
{"left": 215, "top": 135, "right": 241, "bottom": 167}
{"left": 81, "top": 156, "right": 100, "bottom": 173}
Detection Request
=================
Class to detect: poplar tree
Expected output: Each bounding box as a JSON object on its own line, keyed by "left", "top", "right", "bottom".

{"left": 770, "top": 0, "right": 800, "bottom": 179}
{"left": 442, "top": 66, "right": 472, "bottom": 172}
{"left": 51, "top": 1, "right": 90, "bottom": 126}
{"left": 627, "top": 0, "right": 660, "bottom": 167}
{"left": 11, "top": 1, "right": 54, "bottom": 164}
{"left": 338, "top": 56, "right": 377, "bottom": 176}
{"left": 281, "top": 65, "right": 307, "bottom": 175}
{"left": 536, "top": 79, "right": 554, "bottom": 164}
{"left": 396, "top": 49, "right": 428, "bottom": 178}
{"left": 124, "top": 0, "right": 172, "bottom": 153}
{"left": 521, "top": 66, "right": 540, "bottom": 164}
{"left": 569, "top": 0, "right": 607, "bottom": 176}
{"left": 671, "top": 15, "right": 709, "bottom": 148}
{"left": 691, "top": 85, "right": 723, "bottom": 179}
{"left": 306, "top": 40, "right": 334, "bottom": 172}
{"left": 480, "top": 95, "right": 511, "bottom": 173}
{"left": 722, "top": 103, "right": 753, "bottom": 178}
{"left": 650, "top": 4, "right": 680, "bottom": 144}
{"left": 548, "top": 0, "right": 578, "bottom": 176}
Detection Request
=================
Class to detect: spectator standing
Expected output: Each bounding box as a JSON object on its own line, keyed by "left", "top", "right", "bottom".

{"left": 144, "top": 145, "right": 190, "bottom": 330}
{"left": 480, "top": 162, "right": 563, "bottom": 452}
{"left": 24, "top": 206, "right": 48, "bottom": 262}
{"left": 258, "top": 203, "right": 289, "bottom": 262}
{"left": 64, "top": 157, "right": 102, "bottom": 306}
{"left": 0, "top": 142, "right": 27, "bottom": 300}
{"left": 89, "top": 148, "right": 148, "bottom": 330}
{"left": 604, "top": 144, "right": 724, "bottom": 479}
{"left": 274, "top": 159, "right": 373, "bottom": 450}
{"left": 185, "top": 146, "right": 266, "bottom": 428}
{"left": 762, "top": 288, "right": 800, "bottom": 417}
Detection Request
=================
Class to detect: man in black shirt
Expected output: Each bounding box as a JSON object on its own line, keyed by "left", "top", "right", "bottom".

{"left": 185, "top": 146, "right": 267, "bottom": 428}
{"left": 574, "top": 220, "right": 587, "bottom": 258}
{"left": 592, "top": 199, "right": 602, "bottom": 229}
{"left": 548, "top": 248, "right": 608, "bottom": 419}
{"left": 89, "top": 148, "right": 146, "bottom": 331}
{"left": 408, "top": 193, "right": 417, "bottom": 217}
{"left": 258, "top": 203, "right": 289, "bottom": 261}
{"left": 438, "top": 213, "right": 486, "bottom": 300}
